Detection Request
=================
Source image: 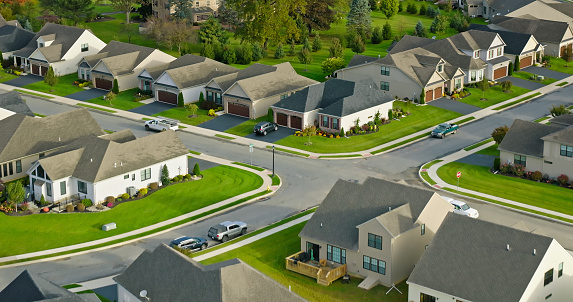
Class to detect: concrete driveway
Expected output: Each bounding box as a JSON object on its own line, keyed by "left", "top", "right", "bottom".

{"left": 197, "top": 114, "right": 247, "bottom": 132}
{"left": 3, "top": 74, "right": 43, "bottom": 87}
{"left": 505, "top": 76, "right": 545, "bottom": 90}
{"left": 246, "top": 126, "right": 297, "bottom": 143}
{"left": 129, "top": 101, "right": 175, "bottom": 116}
{"left": 66, "top": 88, "right": 108, "bottom": 101}
{"left": 429, "top": 98, "right": 482, "bottom": 115}
{"left": 522, "top": 66, "right": 571, "bottom": 80}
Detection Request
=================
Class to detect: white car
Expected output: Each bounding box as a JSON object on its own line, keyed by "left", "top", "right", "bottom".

{"left": 144, "top": 117, "right": 179, "bottom": 131}
{"left": 441, "top": 196, "right": 479, "bottom": 218}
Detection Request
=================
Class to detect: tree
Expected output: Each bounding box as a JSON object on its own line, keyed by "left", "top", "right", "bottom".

{"left": 382, "top": 21, "right": 392, "bottom": 40}
{"left": 298, "top": 47, "right": 313, "bottom": 68}
{"left": 274, "top": 42, "right": 285, "bottom": 59}
{"left": 380, "top": 0, "right": 398, "bottom": 19}
{"left": 396, "top": 17, "right": 406, "bottom": 36}
{"left": 161, "top": 164, "right": 171, "bottom": 185}
{"left": 302, "top": 124, "right": 316, "bottom": 145}
{"left": 413, "top": 20, "right": 427, "bottom": 37}
{"left": 321, "top": 57, "right": 346, "bottom": 74}
{"left": 198, "top": 17, "right": 228, "bottom": 45}
{"left": 347, "top": 0, "right": 372, "bottom": 39}
{"left": 201, "top": 43, "right": 216, "bottom": 59}
{"left": 491, "top": 125, "right": 509, "bottom": 144}
{"left": 223, "top": 45, "right": 236, "bottom": 64}
{"left": 352, "top": 35, "right": 365, "bottom": 53}
{"left": 163, "top": 20, "right": 197, "bottom": 55}
{"left": 301, "top": 0, "right": 342, "bottom": 35}
{"left": 430, "top": 15, "right": 449, "bottom": 37}
{"left": 105, "top": 92, "right": 116, "bottom": 106}
{"left": 288, "top": 40, "right": 297, "bottom": 56}
{"left": 252, "top": 43, "right": 264, "bottom": 61}
{"left": 7, "top": 180, "right": 25, "bottom": 207}
{"left": 329, "top": 37, "right": 344, "bottom": 58}
{"left": 549, "top": 104, "right": 571, "bottom": 117}
{"left": 477, "top": 77, "right": 489, "bottom": 100}
{"left": 110, "top": 0, "right": 137, "bottom": 23}
{"left": 218, "top": 0, "right": 238, "bottom": 31}
{"left": 449, "top": 13, "right": 468, "bottom": 32}
{"left": 186, "top": 103, "right": 198, "bottom": 115}
{"left": 508, "top": 62, "right": 513, "bottom": 76}
{"left": 193, "top": 163, "right": 201, "bottom": 176}
{"left": 514, "top": 55, "right": 520, "bottom": 71}
{"left": 419, "top": 2, "right": 427, "bottom": 15}
{"left": 312, "top": 33, "right": 322, "bottom": 52}
{"left": 121, "top": 23, "right": 137, "bottom": 44}
{"left": 177, "top": 92, "right": 184, "bottom": 107}
{"left": 419, "top": 90, "right": 425, "bottom": 104}
{"left": 168, "top": 0, "right": 191, "bottom": 19}
{"left": 444, "top": 0, "right": 453, "bottom": 13}
{"left": 563, "top": 48, "right": 573, "bottom": 67}
{"left": 43, "top": 66, "right": 58, "bottom": 92}
{"left": 426, "top": 6, "right": 436, "bottom": 17}
{"left": 112, "top": 79, "right": 119, "bottom": 94}
{"left": 407, "top": 3, "right": 417, "bottom": 14}
{"left": 371, "top": 26, "right": 383, "bottom": 44}
{"left": 235, "top": 44, "right": 252, "bottom": 64}
{"left": 368, "top": 0, "right": 377, "bottom": 10}
{"left": 267, "top": 108, "right": 273, "bottom": 122}
{"left": 57, "top": 0, "right": 95, "bottom": 25}
{"left": 302, "top": 37, "right": 311, "bottom": 51}
{"left": 500, "top": 80, "right": 513, "bottom": 92}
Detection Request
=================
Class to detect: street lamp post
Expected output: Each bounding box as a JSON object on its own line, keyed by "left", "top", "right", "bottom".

{"left": 272, "top": 145, "right": 275, "bottom": 177}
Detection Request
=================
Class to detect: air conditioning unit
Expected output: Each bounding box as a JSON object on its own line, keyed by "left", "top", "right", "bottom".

{"left": 127, "top": 186, "right": 137, "bottom": 197}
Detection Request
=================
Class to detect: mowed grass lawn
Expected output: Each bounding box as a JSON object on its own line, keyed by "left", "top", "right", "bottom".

{"left": 152, "top": 107, "right": 214, "bottom": 126}
{"left": 200, "top": 222, "right": 408, "bottom": 302}
{"left": 22, "top": 74, "right": 85, "bottom": 97}
{"left": 547, "top": 57, "right": 573, "bottom": 75}
{"left": 476, "top": 144, "right": 499, "bottom": 156}
{"left": 437, "top": 162, "right": 573, "bottom": 216}
{"left": 457, "top": 85, "right": 530, "bottom": 108}
{"left": 275, "top": 102, "right": 461, "bottom": 153}
{"left": 0, "top": 72, "right": 19, "bottom": 83}
{"left": 512, "top": 71, "right": 557, "bottom": 85}
{"left": 0, "top": 165, "right": 262, "bottom": 257}
{"left": 225, "top": 116, "right": 270, "bottom": 136}
{"left": 84, "top": 88, "right": 144, "bottom": 111}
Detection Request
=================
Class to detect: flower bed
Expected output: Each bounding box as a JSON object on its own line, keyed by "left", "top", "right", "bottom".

{"left": 492, "top": 163, "right": 573, "bottom": 189}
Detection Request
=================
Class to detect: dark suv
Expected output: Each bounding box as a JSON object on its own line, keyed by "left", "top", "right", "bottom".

{"left": 170, "top": 236, "right": 208, "bottom": 250}
{"left": 253, "top": 122, "right": 278, "bottom": 136}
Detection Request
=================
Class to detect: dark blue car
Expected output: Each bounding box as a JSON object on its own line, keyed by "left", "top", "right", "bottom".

{"left": 170, "top": 236, "right": 208, "bottom": 250}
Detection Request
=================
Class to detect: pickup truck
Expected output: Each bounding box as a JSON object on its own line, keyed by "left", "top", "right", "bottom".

{"left": 431, "top": 122, "right": 458, "bottom": 139}
{"left": 208, "top": 221, "right": 247, "bottom": 243}
{"left": 144, "top": 117, "right": 179, "bottom": 131}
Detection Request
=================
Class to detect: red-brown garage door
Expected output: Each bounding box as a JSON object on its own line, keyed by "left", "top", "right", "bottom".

{"left": 425, "top": 90, "right": 433, "bottom": 102}
{"left": 228, "top": 102, "right": 249, "bottom": 117}
{"left": 157, "top": 90, "right": 177, "bottom": 105}
{"left": 95, "top": 78, "right": 112, "bottom": 90}
{"left": 433, "top": 87, "right": 443, "bottom": 100}
{"left": 493, "top": 67, "right": 507, "bottom": 80}
{"left": 290, "top": 116, "right": 302, "bottom": 130}
{"left": 40, "top": 66, "right": 48, "bottom": 76}
{"left": 561, "top": 46, "right": 567, "bottom": 58}
{"left": 31, "top": 64, "right": 39, "bottom": 75}
{"left": 276, "top": 113, "right": 287, "bottom": 126}
{"left": 520, "top": 56, "right": 532, "bottom": 68}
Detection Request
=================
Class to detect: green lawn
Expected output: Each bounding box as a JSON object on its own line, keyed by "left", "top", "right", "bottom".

{"left": 512, "top": 71, "right": 557, "bottom": 85}
{"left": 84, "top": 88, "right": 144, "bottom": 111}
{"left": 464, "top": 138, "right": 493, "bottom": 151}
{"left": 0, "top": 72, "right": 19, "bottom": 83}
{"left": 94, "top": 4, "right": 121, "bottom": 14}
{"left": 437, "top": 162, "right": 573, "bottom": 216}
{"left": 275, "top": 102, "right": 461, "bottom": 153}
{"left": 225, "top": 116, "right": 271, "bottom": 136}
{"left": 546, "top": 57, "right": 573, "bottom": 75}
{"left": 151, "top": 107, "right": 214, "bottom": 126}
{"left": 0, "top": 165, "right": 262, "bottom": 257}
{"left": 22, "top": 74, "right": 85, "bottom": 97}
{"left": 457, "top": 85, "right": 531, "bottom": 108}
{"left": 475, "top": 143, "right": 499, "bottom": 156}
{"left": 201, "top": 222, "right": 408, "bottom": 302}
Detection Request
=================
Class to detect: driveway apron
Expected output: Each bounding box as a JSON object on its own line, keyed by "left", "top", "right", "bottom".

{"left": 197, "top": 114, "right": 247, "bottom": 132}
{"left": 522, "top": 66, "right": 571, "bottom": 80}
{"left": 3, "top": 74, "right": 43, "bottom": 87}
{"left": 129, "top": 101, "right": 175, "bottom": 115}
{"left": 505, "top": 76, "right": 545, "bottom": 90}
{"left": 66, "top": 88, "right": 108, "bottom": 101}
{"left": 428, "top": 98, "right": 482, "bottom": 115}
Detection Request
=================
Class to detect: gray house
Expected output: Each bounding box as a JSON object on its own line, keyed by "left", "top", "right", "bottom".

{"left": 292, "top": 177, "right": 453, "bottom": 289}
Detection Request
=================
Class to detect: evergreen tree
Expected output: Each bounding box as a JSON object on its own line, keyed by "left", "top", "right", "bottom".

{"left": 43, "top": 66, "right": 58, "bottom": 92}
{"left": 235, "top": 44, "right": 252, "bottom": 64}
{"left": 368, "top": 0, "right": 377, "bottom": 10}
{"left": 251, "top": 43, "right": 264, "bottom": 61}
{"left": 419, "top": 3, "right": 427, "bottom": 15}
{"left": 371, "top": 26, "right": 383, "bottom": 44}
{"left": 298, "top": 47, "right": 313, "bottom": 68}
{"left": 193, "top": 163, "right": 201, "bottom": 176}
{"left": 379, "top": 0, "right": 398, "bottom": 19}
{"left": 112, "top": 79, "right": 119, "bottom": 94}
{"left": 508, "top": 62, "right": 513, "bottom": 76}
{"left": 177, "top": 92, "right": 184, "bottom": 107}
{"left": 414, "top": 20, "right": 426, "bottom": 37}
{"left": 161, "top": 164, "right": 171, "bottom": 185}
{"left": 329, "top": 37, "right": 344, "bottom": 58}
{"left": 274, "top": 42, "right": 286, "bottom": 59}
{"left": 398, "top": 1, "right": 403, "bottom": 12}
{"left": 347, "top": 0, "right": 372, "bottom": 38}
{"left": 382, "top": 21, "right": 392, "bottom": 40}
{"left": 218, "top": 0, "right": 238, "bottom": 30}
{"left": 198, "top": 17, "right": 228, "bottom": 44}
{"left": 201, "top": 43, "right": 216, "bottom": 59}
{"left": 288, "top": 40, "right": 297, "bottom": 56}
{"left": 223, "top": 46, "right": 236, "bottom": 64}
{"left": 302, "top": 37, "right": 311, "bottom": 51}
{"left": 430, "top": 15, "right": 449, "bottom": 36}
{"left": 312, "top": 33, "right": 322, "bottom": 51}
{"left": 419, "top": 90, "right": 425, "bottom": 104}
{"left": 426, "top": 6, "right": 435, "bottom": 17}
{"left": 514, "top": 55, "right": 520, "bottom": 71}
{"left": 352, "top": 35, "right": 365, "bottom": 53}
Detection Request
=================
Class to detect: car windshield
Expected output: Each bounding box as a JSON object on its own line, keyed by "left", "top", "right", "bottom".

{"left": 436, "top": 125, "right": 447, "bottom": 131}
{"left": 461, "top": 203, "right": 470, "bottom": 211}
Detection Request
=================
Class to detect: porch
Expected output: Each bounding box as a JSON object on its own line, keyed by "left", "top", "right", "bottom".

{"left": 285, "top": 251, "right": 347, "bottom": 286}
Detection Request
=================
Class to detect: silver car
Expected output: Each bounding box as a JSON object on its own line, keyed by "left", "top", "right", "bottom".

{"left": 208, "top": 221, "right": 247, "bottom": 243}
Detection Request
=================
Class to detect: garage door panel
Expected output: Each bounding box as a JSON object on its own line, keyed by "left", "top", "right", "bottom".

{"left": 31, "top": 64, "right": 39, "bottom": 75}
{"left": 493, "top": 67, "right": 507, "bottom": 80}
{"left": 425, "top": 90, "right": 433, "bottom": 102}
{"left": 228, "top": 103, "right": 249, "bottom": 117}
{"left": 520, "top": 56, "right": 532, "bottom": 68}
{"left": 276, "top": 113, "right": 288, "bottom": 126}
{"left": 40, "top": 66, "right": 48, "bottom": 76}
{"left": 433, "top": 87, "right": 442, "bottom": 101}
{"left": 157, "top": 90, "right": 177, "bottom": 105}
{"left": 290, "top": 116, "right": 302, "bottom": 130}
{"left": 95, "top": 78, "right": 112, "bottom": 90}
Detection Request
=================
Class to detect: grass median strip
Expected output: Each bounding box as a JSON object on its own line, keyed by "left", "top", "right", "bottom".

{"left": 215, "top": 134, "right": 235, "bottom": 140}
{"left": 422, "top": 159, "right": 443, "bottom": 169}
{"left": 34, "top": 113, "right": 46, "bottom": 117}
{"left": 556, "top": 82, "right": 568, "bottom": 86}
{"left": 534, "top": 116, "right": 551, "bottom": 123}
{"left": 232, "top": 162, "right": 265, "bottom": 171}
{"left": 493, "top": 92, "right": 542, "bottom": 110}
{"left": 456, "top": 116, "right": 475, "bottom": 125}
{"left": 188, "top": 150, "right": 202, "bottom": 155}
{"left": 464, "top": 138, "right": 494, "bottom": 151}
{"left": 270, "top": 174, "right": 280, "bottom": 186}
{"left": 14, "top": 89, "right": 55, "bottom": 99}
{"left": 76, "top": 103, "right": 117, "bottom": 113}
{"left": 267, "top": 146, "right": 310, "bottom": 157}
{"left": 372, "top": 132, "right": 430, "bottom": 155}
{"left": 420, "top": 171, "right": 437, "bottom": 185}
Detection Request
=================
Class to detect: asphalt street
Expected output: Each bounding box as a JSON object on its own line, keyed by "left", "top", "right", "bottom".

{"left": 1, "top": 86, "right": 573, "bottom": 289}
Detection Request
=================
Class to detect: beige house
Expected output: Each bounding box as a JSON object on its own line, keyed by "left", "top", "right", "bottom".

{"left": 408, "top": 213, "right": 573, "bottom": 302}
{"left": 498, "top": 118, "right": 573, "bottom": 179}
{"left": 0, "top": 109, "right": 105, "bottom": 182}
{"left": 292, "top": 177, "right": 453, "bottom": 289}
{"left": 152, "top": 0, "right": 220, "bottom": 21}
{"left": 205, "top": 62, "right": 318, "bottom": 119}
{"left": 462, "top": 0, "right": 573, "bottom": 25}
{"left": 78, "top": 41, "right": 175, "bottom": 92}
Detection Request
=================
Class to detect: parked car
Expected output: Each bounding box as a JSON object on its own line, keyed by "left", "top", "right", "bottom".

{"left": 443, "top": 197, "right": 479, "bottom": 219}
{"left": 144, "top": 117, "right": 179, "bottom": 131}
{"left": 431, "top": 122, "right": 458, "bottom": 139}
{"left": 170, "top": 236, "right": 208, "bottom": 250}
{"left": 253, "top": 122, "right": 278, "bottom": 136}
{"left": 208, "top": 221, "right": 247, "bottom": 242}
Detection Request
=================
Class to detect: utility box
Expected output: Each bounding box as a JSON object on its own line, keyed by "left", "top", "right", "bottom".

{"left": 102, "top": 222, "right": 117, "bottom": 231}
{"left": 537, "top": 75, "right": 545, "bottom": 81}
{"left": 127, "top": 186, "right": 137, "bottom": 197}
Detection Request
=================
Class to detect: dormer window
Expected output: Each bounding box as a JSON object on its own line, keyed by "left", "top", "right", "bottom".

{"left": 488, "top": 49, "right": 494, "bottom": 59}
{"left": 437, "top": 64, "right": 443, "bottom": 73}
{"left": 497, "top": 47, "right": 502, "bottom": 56}
{"left": 39, "top": 43, "right": 44, "bottom": 48}
{"left": 473, "top": 50, "right": 479, "bottom": 59}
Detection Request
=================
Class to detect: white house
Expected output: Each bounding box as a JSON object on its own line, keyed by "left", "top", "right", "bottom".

{"left": 12, "top": 23, "right": 106, "bottom": 76}
{"left": 408, "top": 213, "right": 573, "bottom": 302}
{"left": 27, "top": 130, "right": 188, "bottom": 204}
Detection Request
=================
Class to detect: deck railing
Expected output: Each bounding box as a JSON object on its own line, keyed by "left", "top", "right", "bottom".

{"left": 286, "top": 251, "right": 347, "bottom": 286}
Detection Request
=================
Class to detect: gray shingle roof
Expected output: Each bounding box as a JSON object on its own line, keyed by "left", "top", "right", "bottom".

{"left": 449, "top": 30, "right": 502, "bottom": 51}
{"left": 0, "top": 23, "right": 34, "bottom": 53}
{"left": 469, "top": 24, "right": 536, "bottom": 55}
{"left": 272, "top": 79, "right": 393, "bottom": 117}
{"left": 498, "top": 119, "right": 562, "bottom": 158}
{"left": 211, "top": 63, "right": 277, "bottom": 92}
{"left": 347, "top": 54, "right": 379, "bottom": 68}
{"left": 299, "top": 177, "right": 437, "bottom": 251}
{"left": 541, "top": 125, "right": 573, "bottom": 145}
{"left": 39, "top": 130, "right": 187, "bottom": 182}
{"left": 379, "top": 47, "right": 451, "bottom": 87}
{"left": 0, "top": 91, "right": 34, "bottom": 116}
{"left": 492, "top": 16, "right": 570, "bottom": 44}
{"left": 85, "top": 40, "right": 167, "bottom": 76}
{"left": 13, "top": 23, "right": 90, "bottom": 62}
{"left": 408, "top": 213, "right": 554, "bottom": 302}
{"left": 114, "top": 244, "right": 306, "bottom": 302}
{"left": 546, "top": 3, "right": 573, "bottom": 18}
{"left": 550, "top": 114, "right": 573, "bottom": 127}
{"left": 487, "top": 0, "right": 537, "bottom": 14}
{"left": 388, "top": 35, "right": 436, "bottom": 54}
{"left": 0, "top": 109, "right": 105, "bottom": 163}
{"left": 161, "top": 55, "right": 239, "bottom": 88}
{"left": 488, "top": 55, "right": 511, "bottom": 64}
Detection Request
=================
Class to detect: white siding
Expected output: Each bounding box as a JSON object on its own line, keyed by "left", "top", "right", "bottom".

{"left": 407, "top": 283, "right": 467, "bottom": 302}
{"left": 339, "top": 101, "right": 393, "bottom": 132}
{"left": 117, "top": 284, "right": 142, "bottom": 302}
{"left": 182, "top": 85, "right": 206, "bottom": 103}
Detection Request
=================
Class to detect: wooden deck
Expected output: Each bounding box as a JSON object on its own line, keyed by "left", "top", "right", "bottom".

{"left": 285, "top": 251, "right": 347, "bottom": 286}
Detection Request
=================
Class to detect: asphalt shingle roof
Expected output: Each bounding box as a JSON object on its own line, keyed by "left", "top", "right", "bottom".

{"left": 408, "top": 213, "right": 554, "bottom": 302}
{"left": 498, "top": 119, "right": 562, "bottom": 158}
{"left": 160, "top": 55, "right": 239, "bottom": 88}
{"left": 468, "top": 24, "right": 537, "bottom": 55}
{"left": 84, "top": 41, "right": 170, "bottom": 76}
{"left": 541, "top": 125, "right": 573, "bottom": 145}
{"left": 378, "top": 47, "right": 449, "bottom": 87}
{"left": 0, "top": 91, "right": 34, "bottom": 117}
{"left": 13, "top": 23, "right": 90, "bottom": 62}
{"left": 210, "top": 63, "right": 277, "bottom": 92}
{"left": 347, "top": 54, "right": 379, "bottom": 68}
{"left": 0, "top": 23, "right": 34, "bottom": 53}
{"left": 299, "top": 177, "right": 437, "bottom": 251}
{"left": 492, "top": 16, "right": 570, "bottom": 44}
{"left": 487, "top": 0, "right": 537, "bottom": 15}
{"left": 550, "top": 114, "right": 573, "bottom": 127}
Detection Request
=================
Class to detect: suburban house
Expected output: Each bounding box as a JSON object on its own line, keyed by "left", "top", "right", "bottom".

{"left": 407, "top": 213, "right": 573, "bottom": 302}
{"left": 336, "top": 46, "right": 465, "bottom": 102}
{"left": 0, "top": 15, "right": 35, "bottom": 60}
{"left": 0, "top": 91, "right": 34, "bottom": 118}
{"left": 271, "top": 79, "right": 394, "bottom": 131}
{"left": 0, "top": 270, "right": 100, "bottom": 302}
{"left": 461, "top": 0, "right": 573, "bottom": 24}
{"left": 469, "top": 23, "right": 544, "bottom": 68}
{"left": 0, "top": 13, "right": 20, "bottom": 28}
{"left": 491, "top": 16, "right": 573, "bottom": 58}
{"left": 290, "top": 177, "right": 453, "bottom": 289}
{"left": 498, "top": 118, "right": 573, "bottom": 179}
{"left": 0, "top": 109, "right": 105, "bottom": 183}
{"left": 27, "top": 129, "right": 188, "bottom": 204}
{"left": 78, "top": 40, "right": 175, "bottom": 92}
{"left": 205, "top": 62, "right": 318, "bottom": 119}
{"left": 12, "top": 23, "right": 106, "bottom": 76}
{"left": 152, "top": 0, "right": 219, "bottom": 21}
{"left": 137, "top": 54, "right": 238, "bottom": 105}
{"left": 114, "top": 243, "right": 306, "bottom": 302}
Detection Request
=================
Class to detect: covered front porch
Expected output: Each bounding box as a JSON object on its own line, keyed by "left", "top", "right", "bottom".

{"left": 285, "top": 251, "right": 347, "bottom": 286}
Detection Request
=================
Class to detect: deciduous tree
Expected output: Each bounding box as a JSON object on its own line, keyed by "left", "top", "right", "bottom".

{"left": 300, "top": 0, "right": 342, "bottom": 35}
{"left": 43, "top": 66, "right": 58, "bottom": 92}
{"left": 312, "top": 33, "right": 322, "bottom": 51}
{"left": 298, "top": 47, "right": 313, "bottom": 68}
{"left": 491, "top": 125, "right": 509, "bottom": 144}
{"left": 110, "top": 0, "right": 137, "bottom": 23}
{"left": 321, "top": 57, "right": 345, "bottom": 75}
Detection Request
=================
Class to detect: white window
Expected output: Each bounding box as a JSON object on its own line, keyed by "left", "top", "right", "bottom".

{"left": 488, "top": 49, "right": 494, "bottom": 59}
{"left": 478, "top": 70, "right": 483, "bottom": 81}
{"left": 473, "top": 50, "right": 479, "bottom": 58}
{"left": 497, "top": 47, "right": 502, "bottom": 56}
{"left": 470, "top": 71, "right": 476, "bottom": 82}
{"left": 141, "top": 168, "right": 151, "bottom": 181}
{"left": 437, "top": 64, "right": 443, "bottom": 72}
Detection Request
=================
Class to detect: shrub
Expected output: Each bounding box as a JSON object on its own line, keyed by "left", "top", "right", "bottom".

{"left": 500, "top": 163, "right": 512, "bottom": 174}
{"left": 121, "top": 193, "right": 129, "bottom": 199}
{"left": 66, "top": 204, "right": 74, "bottom": 212}
{"left": 208, "top": 109, "right": 215, "bottom": 116}
{"left": 340, "top": 127, "right": 344, "bottom": 137}
{"left": 531, "top": 171, "right": 542, "bottom": 181}
{"left": 493, "top": 158, "right": 500, "bottom": 171}
{"left": 116, "top": 198, "right": 122, "bottom": 202}
{"left": 137, "top": 192, "right": 143, "bottom": 198}
{"left": 200, "top": 100, "right": 218, "bottom": 110}
{"left": 185, "top": 173, "right": 192, "bottom": 180}
{"left": 112, "top": 79, "right": 119, "bottom": 94}
{"left": 81, "top": 199, "right": 92, "bottom": 207}
{"left": 508, "top": 62, "right": 513, "bottom": 76}
{"left": 193, "top": 163, "right": 201, "bottom": 176}
{"left": 77, "top": 203, "right": 85, "bottom": 212}
{"left": 512, "top": 164, "right": 525, "bottom": 177}
{"left": 177, "top": 92, "right": 184, "bottom": 107}
{"left": 161, "top": 164, "right": 171, "bottom": 186}
{"left": 491, "top": 125, "right": 509, "bottom": 144}
{"left": 150, "top": 182, "right": 159, "bottom": 190}
{"left": 557, "top": 174, "right": 569, "bottom": 186}
{"left": 106, "top": 202, "right": 113, "bottom": 207}
{"left": 549, "top": 104, "right": 570, "bottom": 117}
{"left": 235, "top": 44, "right": 252, "bottom": 65}
{"left": 371, "top": 27, "right": 383, "bottom": 44}
{"left": 105, "top": 196, "right": 115, "bottom": 204}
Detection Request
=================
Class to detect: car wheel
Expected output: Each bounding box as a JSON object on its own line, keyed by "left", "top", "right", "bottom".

{"left": 201, "top": 244, "right": 207, "bottom": 250}
{"left": 274, "top": 126, "right": 278, "bottom": 131}
{"left": 145, "top": 125, "right": 150, "bottom": 131}
{"left": 222, "top": 235, "right": 228, "bottom": 243}
{"left": 263, "top": 130, "right": 267, "bottom": 136}
{"left": 440, "top": 135, "right": 444, "bottom": 139}
{"left": 162, "top": 128, "right": 166, "bottom": 132}
{"left": 241, "top": 228, "right": 247, "bottom": 235}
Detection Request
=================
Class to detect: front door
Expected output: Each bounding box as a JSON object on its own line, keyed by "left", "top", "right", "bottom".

{"left": 306, "top": 242, "right": 320, "bottom": 261}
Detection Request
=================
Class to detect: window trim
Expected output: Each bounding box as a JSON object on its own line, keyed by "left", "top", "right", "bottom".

{"left": 560, "top": 145, "right": 572, "bottom": 157}
{"left": 421, "top": 224, "right": 426, "bottom": 235}
{"left": 60, "top": 181, "right": 66, "bottom": 195}
{"left": 367, "top": 233, "right": 382, "bottom": 250}
{"left": 78, "top": 180, "right": 87, "bottom": 194}
{"left": 559, "top": 262, "right": 563, "bottom": 278}
{"left": 16, "top": 160, "right": 22, "bottom": 173}
{"left": 327, "top": 245, "right": 346, "bottom": 264}
{"left": 141, "top": 168, "right": 151, "bottom": 181}
{"left": 363, "top": 255, "right": 386, "bottom": 275}
{"left": 380, "top": 66, "right": 390, "bottom": 76}
{"left": 514, "top": 154, "right": 526, "bottom": 166}
{"left": 544, "top": 268, "right": 553, "bottom": 286}
{"left": 46, "top": 182, "right": 52, "bottom": 197}
{"left": 380, "top": 81, "right": 389, "bottom": 91}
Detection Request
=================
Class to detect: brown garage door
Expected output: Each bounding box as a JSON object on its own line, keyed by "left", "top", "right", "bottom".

{"left": 157, "top": 90, "right": 177, "bottom": 105}
{"left": 276, "top": 113, "right": 288, "bottom": 126}
{"left": 493, "top": 67, "right": 507, "bottom": 80}
{"left": 561, "top": 45, "right": 567, "bottom": 58}
{"left": 228, "top": 102, "right": 249, "bottom": 117}
{"left": 520, "top": 56, "right": 532, "bottom": 68}
{"left": 40, "top": 66, "right": 48, "bottom": 76}
{"left": 433, "top": 87, "right": 442, "bottom": 100}
{"left": 290, "top": 116, "right": 302, "bottom": 130}
{"left": 95, "top": 78, "right": 112, "bottom": 90}
{"left": 31, "top": 64, "right": 39, "bottom": 75}
{"left": 425, "top": 90, "right": 433, "bottom": 102}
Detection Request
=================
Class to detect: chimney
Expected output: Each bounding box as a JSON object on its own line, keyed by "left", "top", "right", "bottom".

{"left": 533, "top": 249, "right": 536, "bottom": 256}
{"left": 506, "top": 244, "right": 510, "bottom": 251}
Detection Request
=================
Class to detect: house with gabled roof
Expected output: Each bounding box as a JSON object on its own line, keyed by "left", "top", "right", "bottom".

{"left": 205, "top": 62, "right": 318, "bottom": 119}
{"left": 407, "top": 213, "right": 573, "bottom": 302}
{"left": 0, "top": 91, "right": 34, "bottom": 118}
{"left": 290, "top": 177, "right": 453, "bottom": 289}
{"left": 12, "top": 23, "right": 106, "bottom": 76}
{"left": 271, "top": 79, "right": 394, "bottom": 131}
{"left": 137, "top": 54, "right": 238, "bottom": 105}
{"left": 0, "top": 15, "right": 34, "bottom": 60}
{"left": 0, "top": 109, "right": 105, "bottom": 183}
{"left": 461, "top": 0, "right": 573, "bottom": 25}
{"left": 114, "top": 243, "right": 306, "bottom": 302}
{"left": 27, "top": 129, "right": 188, "bottom": 204}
